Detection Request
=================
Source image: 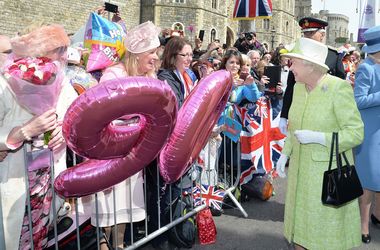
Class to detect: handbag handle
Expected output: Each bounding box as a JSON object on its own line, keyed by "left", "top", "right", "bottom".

{"left": 328, "top": 132, "right": 352, "bottom": 177}
{"left": 328, "top": 132, "right": 337, "bottom": 172}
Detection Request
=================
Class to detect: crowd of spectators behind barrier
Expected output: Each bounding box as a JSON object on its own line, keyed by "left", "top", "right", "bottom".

{"left": 0, "top": 6, "right": 374, "bottom": 250}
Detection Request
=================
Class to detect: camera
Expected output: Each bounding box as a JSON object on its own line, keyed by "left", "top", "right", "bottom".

{"left": 244, "top": 32, "right": 254, "bottom": 41}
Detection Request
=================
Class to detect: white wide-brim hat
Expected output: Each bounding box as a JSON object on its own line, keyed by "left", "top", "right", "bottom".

{"left": 362, "top": 25, "right": 380, "bottom": 54}
{"left": 282, "top": 37, "right": 329, "bottom": 71}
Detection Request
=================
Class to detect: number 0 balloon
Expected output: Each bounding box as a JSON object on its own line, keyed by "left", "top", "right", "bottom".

{"left": 159, "top": 70, "right": 232, "bottom": 183}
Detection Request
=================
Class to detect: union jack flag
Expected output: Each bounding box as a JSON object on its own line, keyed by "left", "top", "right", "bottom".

{"left": 232, "top": 0, "right": 273, "bottom": 20}
{"left": 193, "top": 185, "right": 225, "bottom": 210}
{"left": 236, "top": 97, "right": 286, "bottom": 184}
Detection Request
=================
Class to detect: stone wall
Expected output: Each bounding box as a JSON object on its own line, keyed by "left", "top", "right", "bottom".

{"left": 0, "top": 0, "right": 141, "bottom": 37}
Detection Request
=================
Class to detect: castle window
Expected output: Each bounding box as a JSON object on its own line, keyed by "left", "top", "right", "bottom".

{"left": 210, "top": 29, "right": 216, "bottom": 42}
{"left": 285, "top": 21, "right": 289, "bottom": 33}
{"left": 172, "top": 22, "right": 185, "bottom": 32}
{"left": 212, "top": 0, "right": 218, "bottom": 9}
{"left": 174, "top": 0, "right": 185, "bottom": 3}
{"left": 263, "top": 19, "right": 270, "bottom": 30}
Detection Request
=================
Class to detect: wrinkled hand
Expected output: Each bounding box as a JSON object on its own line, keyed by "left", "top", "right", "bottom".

{"left": 0, "top": 151, "right": 8, "bottom": 162}
{"left": 279, "top": 118, "right": 288, "bottom": 135}
{"left": 48, "top": 124, "right": 65, "bottom": 151}
{"left": 294, "top": 130, "right": 326, "bottom": 146}
{"left": 23, "top": 108, "right": 58, "bottom": 138}
{"left": 276, "top": 154, "right": 288, "bottom": 178}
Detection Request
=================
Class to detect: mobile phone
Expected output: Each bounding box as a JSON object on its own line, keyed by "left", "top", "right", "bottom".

{"left": 239, "top": 72, "right": 249, "bottom": 81}
{"left": 264, "top": 65, "right": 281, "bottom": 88}
{"left": 105, "top": 2, "right": 118, "bottom": 13}
{"left": 198, "top": 30, "right": 205, "bottom": 41}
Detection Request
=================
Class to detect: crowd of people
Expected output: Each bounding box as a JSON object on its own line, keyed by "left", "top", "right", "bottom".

{"left": 0, "top": 6, "right": 380, "bottom": 250}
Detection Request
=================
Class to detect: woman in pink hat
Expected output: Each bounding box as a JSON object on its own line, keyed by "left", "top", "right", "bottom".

{"left": 96, "top": 21, "right": 161, "bottom": 250}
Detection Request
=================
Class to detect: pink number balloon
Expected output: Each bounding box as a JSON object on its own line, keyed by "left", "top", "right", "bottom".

{"left": 159, "top": 70, "right": 232, "bottom": 183}
{"left": 54, "top": 77, "right": 177, "bottom": 198}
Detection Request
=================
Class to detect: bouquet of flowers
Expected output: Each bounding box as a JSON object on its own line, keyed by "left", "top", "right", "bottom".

{"left": 2, "top": 56, "right": 64, "bottom": 115}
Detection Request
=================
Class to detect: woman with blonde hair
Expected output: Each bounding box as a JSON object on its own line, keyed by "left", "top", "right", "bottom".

{"left": 97, "top": 21, "right": 161, "bottom": 249}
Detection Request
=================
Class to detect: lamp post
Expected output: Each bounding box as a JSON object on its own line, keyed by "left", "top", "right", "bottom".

{"left": 270, "top": 29, "right": 276, "bottom": 50}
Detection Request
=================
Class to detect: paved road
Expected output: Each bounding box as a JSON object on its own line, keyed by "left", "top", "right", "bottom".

{"left": 140, "top": 168, "right": 380, "bottom": 250}
{"left": 191, "top": 170, "right": 380, "bottom": 250}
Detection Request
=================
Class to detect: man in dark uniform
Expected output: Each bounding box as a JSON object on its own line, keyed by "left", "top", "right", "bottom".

{"left": 279, "top": 17, "right": 346, "bottom": 134}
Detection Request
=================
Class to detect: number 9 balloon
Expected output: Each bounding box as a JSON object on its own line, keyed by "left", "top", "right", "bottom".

{"left": 54, "top": 77, "right": 177, "bottom": 198}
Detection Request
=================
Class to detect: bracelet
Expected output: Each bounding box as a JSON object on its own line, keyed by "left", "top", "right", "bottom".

{"left": 20, "top": 126, "right": 32, "bottom": 141}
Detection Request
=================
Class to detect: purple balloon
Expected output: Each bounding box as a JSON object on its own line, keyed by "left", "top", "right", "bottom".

{"left": 54, "top": 77, "right": 177, "bottom": 198}
{"left": 159, "top": 70, "right": 232, "bottom": 183}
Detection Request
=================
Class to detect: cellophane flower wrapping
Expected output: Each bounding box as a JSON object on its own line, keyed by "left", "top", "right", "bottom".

{"left": 2, "top": 56, "right": 64, "bottom": 115}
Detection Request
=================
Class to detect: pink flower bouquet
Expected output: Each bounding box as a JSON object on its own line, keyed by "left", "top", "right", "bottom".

{"left": 2, "top": 56, "right": 64, "bottom": 115}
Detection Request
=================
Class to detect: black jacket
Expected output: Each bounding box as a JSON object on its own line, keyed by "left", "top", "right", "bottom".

{"left": 157, "top": 69, "right": 185, "bottom": 109}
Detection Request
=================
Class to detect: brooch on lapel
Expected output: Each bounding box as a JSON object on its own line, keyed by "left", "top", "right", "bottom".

{"left": 321, "top": 84, "right": 328, "bottom": 92}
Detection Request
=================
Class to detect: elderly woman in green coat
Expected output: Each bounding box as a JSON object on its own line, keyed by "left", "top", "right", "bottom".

{"left": 276, "top": 38, "right": 364, "bottom": 250}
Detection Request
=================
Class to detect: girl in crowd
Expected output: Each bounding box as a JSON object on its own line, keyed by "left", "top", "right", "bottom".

{"left": 219, "top": 49, "right": 261, "bottom": 105}
{"left": 97, "top": 21, "right": 161, "bottom": 249}
{"left": 276, "top": 38, "right": 363, "bottom": 249}
{"left": 353, "top": 25, "right": 380, "bottom": 244}
{"left": 0, "top": 23, "right": 77, "bottom": 249}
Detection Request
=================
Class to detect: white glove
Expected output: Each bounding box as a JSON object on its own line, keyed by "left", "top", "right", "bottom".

{"left": 294, "top": 130, "right": 326, "bottom": 146}
{"left": 279, "top": 118, "right": 288, "bottom": 135}
{"left": 276, "top": 154, "right": 288, "bottom": 178}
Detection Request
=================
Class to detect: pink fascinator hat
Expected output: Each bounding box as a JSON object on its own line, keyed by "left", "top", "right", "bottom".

{"left": 11, "top": 24, "right": 70, "bottom": 58}
{"left": 125, "top": 21, "right": 161, "bottom": 54}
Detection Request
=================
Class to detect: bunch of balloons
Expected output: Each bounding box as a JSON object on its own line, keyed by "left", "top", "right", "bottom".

{"left": 54, "top": 71, "right": 232, "bottom": 198}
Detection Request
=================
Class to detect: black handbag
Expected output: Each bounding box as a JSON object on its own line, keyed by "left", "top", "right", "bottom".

{"left": 321, "top": 132, "right": 363, "bottom": 206}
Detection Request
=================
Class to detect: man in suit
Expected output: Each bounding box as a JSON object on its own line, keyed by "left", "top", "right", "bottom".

{"left": 279, "top": 17, "right": 346, "bottom": 134}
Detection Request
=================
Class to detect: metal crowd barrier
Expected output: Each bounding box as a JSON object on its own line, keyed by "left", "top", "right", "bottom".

{"left": 21, "top": 134, "right": 247, "bottom": 250}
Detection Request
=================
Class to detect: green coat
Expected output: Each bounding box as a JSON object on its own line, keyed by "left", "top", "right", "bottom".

{"left": 283, "top": 74, "right": 364, "bottom": 249}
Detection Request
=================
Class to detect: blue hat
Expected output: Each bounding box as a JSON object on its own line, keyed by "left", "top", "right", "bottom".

{"left": 362, "top": 25, "right": 380, "bottom": 54}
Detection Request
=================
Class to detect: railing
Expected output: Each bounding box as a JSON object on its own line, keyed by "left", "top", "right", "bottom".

{"left": 21, "top": 135, "right": 247, "bottom": 250}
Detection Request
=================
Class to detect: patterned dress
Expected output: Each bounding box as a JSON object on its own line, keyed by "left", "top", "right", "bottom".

{"left": 282, "top": 74, "right": 363, "bottom": 249}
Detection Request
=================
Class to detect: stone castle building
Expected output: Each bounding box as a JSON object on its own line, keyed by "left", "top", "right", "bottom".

{"left": 293, "top": 0, "right": 350, "bottom": 47}
{"left": 316, "top": 10, "right": 349, "bottom": 47}
{"left": 240, "top": 0, "right": 300, "bottom": 50}
{"left": 1, "top": 0, "right": 345, "bottom": 51}
{"left": 140, "top": 0, "right": 239, "bottom": 48}
{"left": 294, "top": 0, "right": 311, "bottom": 21}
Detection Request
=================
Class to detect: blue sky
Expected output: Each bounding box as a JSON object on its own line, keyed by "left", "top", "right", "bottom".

{"left": 311, "top": 0, "right": 380, "bottom": 41}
